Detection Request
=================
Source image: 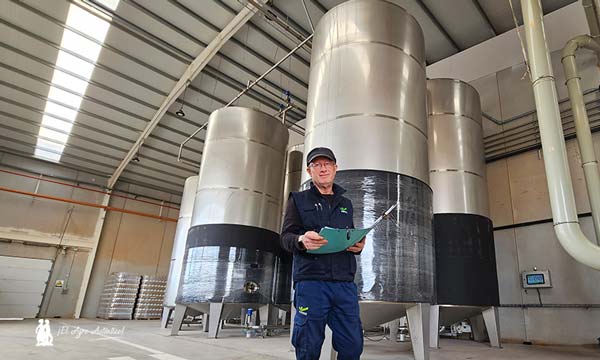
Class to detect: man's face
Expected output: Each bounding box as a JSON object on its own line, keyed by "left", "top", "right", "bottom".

{"left": 306, "top": 156, "right": 337, "bottom": 188}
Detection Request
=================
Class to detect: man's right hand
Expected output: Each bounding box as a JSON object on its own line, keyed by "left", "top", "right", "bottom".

{"left": 300, "top": 231, "right": 328, "bottom": 250}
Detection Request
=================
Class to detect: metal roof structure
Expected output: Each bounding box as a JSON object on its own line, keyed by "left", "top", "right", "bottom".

{"left": 0, "top": 0, "right": 577, "bottom": 197}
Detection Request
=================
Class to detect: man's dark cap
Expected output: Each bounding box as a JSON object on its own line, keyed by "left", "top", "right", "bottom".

{"left": 306, "top": 147, "right": 336, "bottom": 166}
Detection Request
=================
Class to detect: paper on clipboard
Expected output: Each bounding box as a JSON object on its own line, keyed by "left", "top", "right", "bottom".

{"left": 307, "top": 202, "right": 398, "bottom": 255}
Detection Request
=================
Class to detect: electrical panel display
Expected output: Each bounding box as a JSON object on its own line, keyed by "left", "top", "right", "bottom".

{"left": 521, "top": 270, "right": 552, "bottom": 288}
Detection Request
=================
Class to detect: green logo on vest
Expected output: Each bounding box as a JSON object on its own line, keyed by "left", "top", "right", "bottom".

{"left": 340, "top": 207, "right": 348, "bottom": 214}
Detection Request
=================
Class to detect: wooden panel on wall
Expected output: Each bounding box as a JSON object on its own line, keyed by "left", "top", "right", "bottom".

{"left": 486, "top": 159, "right": 513, "bottom": 226}
{"left": 506, "top": 150, "right": 552, "bottom": 223}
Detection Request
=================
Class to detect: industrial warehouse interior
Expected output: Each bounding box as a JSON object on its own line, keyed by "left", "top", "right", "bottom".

{"left": 2, "top": 0, "right": 600, "bottom": 359}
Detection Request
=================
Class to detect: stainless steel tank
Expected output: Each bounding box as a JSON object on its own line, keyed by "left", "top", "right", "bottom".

{"left": 303, "top": 0, "right": 434, "bottom": 328}
{"left": 427, "top": 78, "right": 499, "bottom": 308}
{"left": 164, "top": 176, "right": 198, "bottom": 308}
{"left": 273, "top": 144, "right": 304, "bottom": 307}
{"left": 177, "top": 107, "right": 289, "bottom": 306}
{"left": 282, "top": 144, "right": 304, "bottom": 213}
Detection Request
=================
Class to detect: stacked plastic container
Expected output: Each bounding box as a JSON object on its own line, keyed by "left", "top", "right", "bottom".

{"left": 97, "top": 272, "right": 141, "bottom": 320}
{"left": 134, "top": 275, "right": 167, "bottom": 320}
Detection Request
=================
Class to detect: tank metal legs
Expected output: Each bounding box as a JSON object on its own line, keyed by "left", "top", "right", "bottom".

{"left": 407, "top": 303, "right": 431, "bottom": 360}
{"left": 161, "top": 307, "right": 172, "bottom": 329}
{"left": 429, "top": 305, "right": 440, "bottom": 349}
{"left": 482, "top": 306, "right": 501, "bottom": 348}
{"left": 170, "top": 304, "right": 187, "bottom": 336}
{"left": 208, "top": 302, "right": 225, "bottom": 338}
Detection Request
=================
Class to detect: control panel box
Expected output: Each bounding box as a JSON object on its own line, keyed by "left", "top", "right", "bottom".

{"left": 521, "top": 270, "right": 552, "bottom": 288}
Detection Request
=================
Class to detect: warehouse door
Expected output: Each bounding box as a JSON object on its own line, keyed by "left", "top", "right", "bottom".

{"left": 0, "top": 255, "right": 52, "bottom": 319}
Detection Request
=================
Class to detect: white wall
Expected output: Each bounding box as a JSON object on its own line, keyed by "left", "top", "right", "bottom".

{"left": 426, "top": 2, "right": 588, "bottom": 83}
{"left": 0, "top": 151, "right": 178, "bottom": 318}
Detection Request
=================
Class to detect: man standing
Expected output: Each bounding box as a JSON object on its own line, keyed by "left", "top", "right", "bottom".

{"left": 281, "top": 147, "right": 365, "bottom": 360}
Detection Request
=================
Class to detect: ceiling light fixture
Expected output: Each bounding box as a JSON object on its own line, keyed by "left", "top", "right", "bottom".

{"left": 132, "top": 149, "right": 141, "bottom": 163}
{"left": 176, "top": 86, "right": 188, "bottom": 118}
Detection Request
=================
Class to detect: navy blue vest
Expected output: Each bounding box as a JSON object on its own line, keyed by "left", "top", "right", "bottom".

{"left": 291, "top": 183, "right": 356, "bottom": 282}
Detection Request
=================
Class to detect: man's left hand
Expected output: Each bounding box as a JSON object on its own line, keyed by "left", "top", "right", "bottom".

{"left": 347, "top": 237, "right": 366, "bottom": 253}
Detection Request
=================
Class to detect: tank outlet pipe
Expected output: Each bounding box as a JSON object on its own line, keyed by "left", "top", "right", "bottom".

{"left": 521, "top": 0, "right": 600, "bottom": 270}
{"left": 562, "top": 35, "right": 600, "bottom": 244}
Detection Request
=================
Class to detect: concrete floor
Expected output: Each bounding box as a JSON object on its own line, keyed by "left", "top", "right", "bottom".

{"left": 1, "top": 318, "right": 599, "bottom": 359}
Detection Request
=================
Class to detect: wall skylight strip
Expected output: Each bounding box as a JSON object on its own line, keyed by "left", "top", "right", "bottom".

{"left": 34, "top": 0, "right": 119, "bottom": 162}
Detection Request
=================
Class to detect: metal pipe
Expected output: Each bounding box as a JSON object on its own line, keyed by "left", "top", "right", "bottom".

{"left": 562, "top": 35, "right": 600, "bottom": 244}
{"left": 484, "top": 95, "right": 600, "bottom": 143}
{"left": 482, "top": 88, "right": 599, "bottom": 126}
{"left": 301, "top": 0, "right": 315, "bottom": 32}
{"left": 0, "top": 169, "right": 180, "bottom": 210}
{"left": 0, "top": 186, "right": 178, "bottom": 222}
{"left": 177, "top": 122, "right": 208, "bottom": 166}
{"left": 584, "top": 0, "right": 600, "bottom": 37}
{"left": 484, "top": 104, "right": 600, "bottom": 150}
{"left": 485, "top": 115, "right": 600, "bottom": 156}
{"left": 246, "top": 0, "right": 312, "bottom": 48}
{"left": 521, "top": 0, "right": 600, "bottom": 270}
{"left": 226, "top": 34, "right": 314, "bottom": 107}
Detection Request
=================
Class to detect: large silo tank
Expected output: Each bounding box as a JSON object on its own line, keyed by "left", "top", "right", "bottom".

{"left": 177, "top": 107, "right": 289, "bottom": 307}
{"left": 427, "top": 78, "right": 499, "bottom": 307}
{"left": 304, "top": 0, "right": 434, "bottom": 328}
{"left": 164, "top": 175, "right": 198, "bottom": 308}
{"left": 273, "top": 144, "right": 304, "bottom": 307}
{"left": 282, "top": 144, "right": 304, "bottom": 213}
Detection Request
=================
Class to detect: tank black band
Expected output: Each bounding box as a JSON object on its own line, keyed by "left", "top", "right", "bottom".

{"left": 187, "top": 223, "right": 282, "bottom": 254}
{"left": 434, "top": 213, "right": 500, "bottom": 306}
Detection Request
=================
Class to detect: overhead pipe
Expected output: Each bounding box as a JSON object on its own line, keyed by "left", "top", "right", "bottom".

{"left": 481, "top": 87, "right": 598, "bottom": 126}
{"left": 0, "top": 168, "right": 179, "bottom": 210}
{"left": 520, "top": 0, "right": 600, "bottom": 270}
{"left": 562, "top": 35, "right": 600, "bottom": 243}
{"left": 176, "top": 33, "right": 313, "bottom": 166}
{"left": 226, "top": 33, "right": 314, "bottom": 106}
{"left": 0, "top": 186, "right": 177, "bottom": 222}
{"left": 583, "top": 0, "right": 600, "bottom": 37}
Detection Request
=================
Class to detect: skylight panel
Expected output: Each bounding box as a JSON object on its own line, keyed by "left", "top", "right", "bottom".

{"left": 44, "top": 102, "right": 77, "bottom": 122}
{"left": 34, "top": 0, "right": 119, "bottom": 163}
{"left": 54, "top": 50, "right": 96, "bottom": 79}
{"left": 47, "top": 86, "right": 83, "bottom": 108}
{"left": 40, "top": 115, "right": 74, "bottom": 133}
{"left": 34, "top": 149, "right": 62, "bottom": 162}
{"left": 66, "top": 5, "right": 111, "bottom": 41}
{"left": 61, "top": 31, "right": 103, "bottom": 62}
{"left": 39, "top": 127, "right": 70, "bottom": 143}
{"left": 51, "top": 71, "right": 88, "bottom": 94}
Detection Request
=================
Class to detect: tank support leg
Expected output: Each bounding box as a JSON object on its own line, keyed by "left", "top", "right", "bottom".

{"left": 407, "top": 303, "right": 431, "bottom": 360}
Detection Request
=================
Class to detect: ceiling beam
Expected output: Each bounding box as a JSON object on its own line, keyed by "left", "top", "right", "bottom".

{"left": 414, "top": 0, "right": 461, "bottom": 52}
{"left": 471, "top": 0, "right": 498, "bottom": 36}
{"left": 107, "top": 2, "right": 264, "bottom": 188}
{"left": 73, "top": 0, "right": 306, "bottom": 119}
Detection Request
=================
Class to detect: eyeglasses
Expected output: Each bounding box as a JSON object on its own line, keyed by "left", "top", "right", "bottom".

{"left": 309, "top": 161, "right": 335, "bottom": 170}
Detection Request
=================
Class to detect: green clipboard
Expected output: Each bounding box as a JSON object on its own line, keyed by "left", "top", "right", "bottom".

{"left": 307, "top": 227, "right": 372, "bottom": 254}
{"left": 307, "top": 202, "right": 398, "bottom": 255}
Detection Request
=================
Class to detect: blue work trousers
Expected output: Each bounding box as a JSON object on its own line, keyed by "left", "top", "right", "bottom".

{"left": 292, "top": 280, "right": 363, "bottom": 360}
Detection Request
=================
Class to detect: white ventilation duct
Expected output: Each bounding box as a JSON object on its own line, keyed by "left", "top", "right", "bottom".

{"left": 520, "top": 0, "right": 600, "bottom": 270}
